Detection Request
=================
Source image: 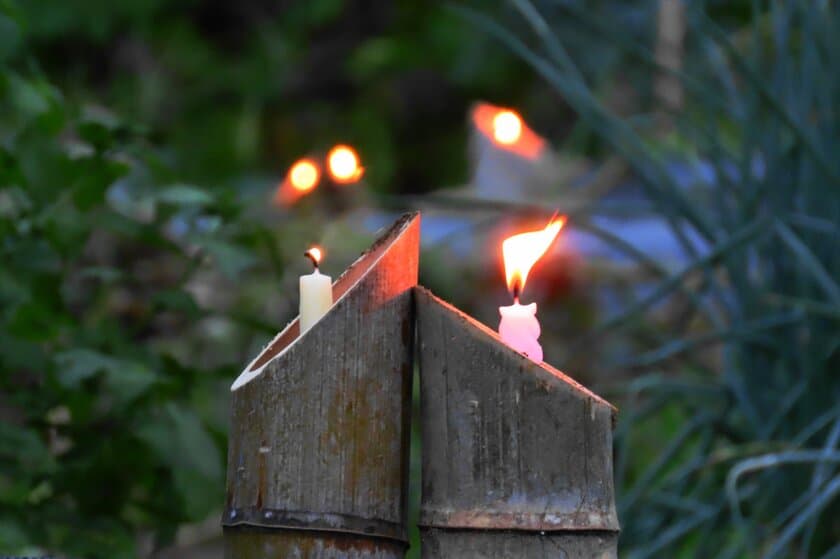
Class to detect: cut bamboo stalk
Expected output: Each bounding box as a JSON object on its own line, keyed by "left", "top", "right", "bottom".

{"left": 224, "top": 213, "right": 420, "bottom": 559}
{"left": 415, "top": 287, "right": 619, "bottom": 559}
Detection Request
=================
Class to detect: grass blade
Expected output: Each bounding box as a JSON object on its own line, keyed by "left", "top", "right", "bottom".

{"left": 726, "top": 451, "right": 840, "bottom": 523}
{"left": 570, "top": 217, "right": 768, "bottom": 351}
{"left": 691, "top": 7, "right": 840, "bottom": 184}
{"left": 764, "top": 474, "right": 840, "bottom": 559}
{"left": 621, "top": 311, "right": 802, "bottom": 368}
{"left": 775, "top": 221, "right": 840, "bottom": 305}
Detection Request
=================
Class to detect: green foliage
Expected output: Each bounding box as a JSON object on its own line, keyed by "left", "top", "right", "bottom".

{"left": 0, "top": 4, "right": 279, "bottom": 554}
{"left": 465, "top": 0, "right": 840, "bottom": 556}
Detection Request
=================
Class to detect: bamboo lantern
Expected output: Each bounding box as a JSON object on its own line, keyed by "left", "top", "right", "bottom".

{"left": 224, "top": 213, "right": 421, "bottom": 558}
{"left": 415, "top": 287, "right": 619, "bottom": 558}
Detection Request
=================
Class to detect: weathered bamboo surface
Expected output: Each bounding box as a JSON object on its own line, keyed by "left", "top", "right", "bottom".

{"left": 422, "top": 529, "right": 617, "bottom": 558}
{"left": 415, "top": 287, "right": 619, "bottom": 558}
{"left": 226, "top": 529, "right": 406, "bottom": 559}
{"left": 224, "top": 213, "right": 420, "bottom": 558}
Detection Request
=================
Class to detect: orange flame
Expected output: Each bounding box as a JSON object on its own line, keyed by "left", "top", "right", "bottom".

{"left": 493, "top": 110, "right": 522, "bottom": 145}
{"left": 289, "top": 159, "right": 320, "bottom": 192}
{"left": 502, "top": 215, "right": 566, "bottom": 295}
{"left": 472, "top": 102, "right": 546, "bottom": 160}
{"left": 327, "top": 144, "right": 364, "bottom": 184}
{"left": 274, "top": 157, "right": 321, "bottom": 207}
{"left": 306, "top": 246, "right": 323, "bottom": 265}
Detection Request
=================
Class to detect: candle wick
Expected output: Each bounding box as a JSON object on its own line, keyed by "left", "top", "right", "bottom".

{"left": 511, "top": 279, "right": 521, "bottom": 304}
{"left": 304, "top": 251, "right": 319, "bottom": 270}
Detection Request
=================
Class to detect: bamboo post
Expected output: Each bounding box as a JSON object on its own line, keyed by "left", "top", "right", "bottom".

{"left": 415, "top": 287, "right": 619, "bottom": 558}
{"left": 223, "top": 213, "right": 421, "bottom": 558}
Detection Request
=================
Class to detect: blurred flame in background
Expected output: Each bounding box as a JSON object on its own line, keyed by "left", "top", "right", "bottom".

{"left": 274, "top": 158, "right": 321, "bottom": 207}
{"left": 290, "top": 159, "right": 320, "bottom": 193}
{"left": 492, "top": 110, "right": 522, "bottom": 145}
{"left": 327, "top": 145, "right": 364, "bottom": 184}
{"left": 472, "top": 102, "right": 545, "bottom": 160}
{"left": 274, "top": 145, "right": 364, "bottom": 207}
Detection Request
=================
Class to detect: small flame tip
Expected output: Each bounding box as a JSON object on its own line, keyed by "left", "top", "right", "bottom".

{"left": 304, "top": 247, "right": 322, "bottom": 267}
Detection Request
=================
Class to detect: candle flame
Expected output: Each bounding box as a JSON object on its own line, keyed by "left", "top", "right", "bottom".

{"left": 327, "top": 144, "right": 364, "bottom": 183}
{"left": 471, "top": 102, "right": 546, "bottom": 160}
{"left": 493, "top": 110, "right": 522, "bottom": 145}
{"left": 502, "top": 215, "right": 566, "bottom": 295}
{"left": 289, "top": 158, "right": 320, "bottom": 193}
{"left": 306, "top": 247, "right": 323, "bottom": 265}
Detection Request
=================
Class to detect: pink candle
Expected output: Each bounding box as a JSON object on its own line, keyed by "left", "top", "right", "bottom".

{"left": 499, "top": 300, "right": 542, "bottom": 361}
{"left": 498, "top": 216, "right": 566, "bottom": 362}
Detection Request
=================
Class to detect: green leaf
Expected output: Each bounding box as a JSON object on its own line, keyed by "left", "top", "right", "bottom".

{"left": 0, "top": 519, "right": 29, "bottom": 553}
{"left": 103, "top": 362, "right": 158, "bottom": 404}
{"left": 173, "top": 464, "right": 220, "bottom": 520}
{"left": 200, "top": 239, "right": 256, "bottom": 279}
{"left": 137, "top": 403, "right": 222, "bottom": 519}
{"left": 156, "top": 184, "right": 214, "bottom": 207}
{"left": 0, "top": 334, "right": 48, "bottom": 372}
{"left": 55, "top": 349, "right": 116, "bottom": 387}
{"left": 0, "top": 474, "right": 31, "bottom": 506}
{"left": 7, "top": 298, "right": 61, "bottom": 341}
{"left": 0, "top": 422, "right": 55, "bottom": 474}
{"left": 0, "top": 11, "right": 21, "bottom": 62}
{"left": 77, "top": 121, "right": 114, "bottom": 152}
{"left": 78, "top": 266, "right": 123, "bottom": 283}
{"left": 7, "top": 74, "right": 49, "bottom": 115}
{"left": 138, "top": 403, "right": 222, "bottom": 480}
{"left": 152, "top": 288, "right": 201, "bottom": 316}
{"left": 71, "top": 157, "right": 130, "bottom": 210}
{"left": 55, "top": 349, "right": 159, "bottom": 402}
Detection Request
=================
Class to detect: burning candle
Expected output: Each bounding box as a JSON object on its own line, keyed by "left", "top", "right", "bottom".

{"left": 300, "top": 247, "right": 332, "bottom": 333}
{"left": 327, "top": 144, "right": 364, "bottom": 184}
{"left": 498, "top": 216, "right": 566, "bottom": 362}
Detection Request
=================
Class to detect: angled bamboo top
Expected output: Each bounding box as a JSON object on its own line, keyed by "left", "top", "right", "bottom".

{"left": 415, "top": 286, "right": 616, "bottom": 413}
{"left": 232, "top": 212, "right": 420, "bottom": 390}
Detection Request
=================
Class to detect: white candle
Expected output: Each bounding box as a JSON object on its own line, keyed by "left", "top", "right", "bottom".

{"left": 499, "top": 300, "right": 542, "bottom": 361}
{"left": 299, "top": 247, "right": 332, "bottom": 333}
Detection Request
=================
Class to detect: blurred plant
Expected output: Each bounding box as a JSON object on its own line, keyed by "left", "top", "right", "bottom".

{"left": 460, "top": 0, "right": 840, "bottom": 556}
{"left": 0, "top": 2, "right": 293, "bottom": 555}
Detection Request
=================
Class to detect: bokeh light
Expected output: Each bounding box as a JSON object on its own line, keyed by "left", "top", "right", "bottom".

{"left": 492, "top": 110, "right": 523, "bottom": 145}
{"left": 289, "top": 159, "right": 320, "bottom": 192}
{"left": 327, "top": 145, "right": 363, "bottom": 183}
